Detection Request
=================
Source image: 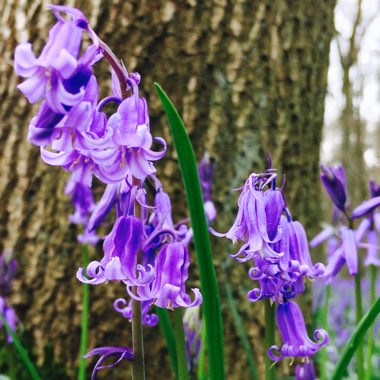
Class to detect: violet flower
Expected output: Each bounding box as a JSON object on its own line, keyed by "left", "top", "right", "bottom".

{"left": 84, "top": 346, "right": 134, "bottom": 380}
{"left": 14, "top": 5, "right": 99, "bottom": 115}
{"left": 129, "top": 242, "right": 202, "bottom": 309}
{"left": 320, "top": 165, "right": 348, "bottom": 212}
{"left": 77, "top": 215, "right": 152, "bottom": 285}
{"left": 268, "top": 301, "right": 328, "bottom": 362}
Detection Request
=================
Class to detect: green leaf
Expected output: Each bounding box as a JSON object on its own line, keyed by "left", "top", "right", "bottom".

{"left": 78, "top": 244, "right": 90, "bottom": 380}
{"left": 225, "top": 283, "right": 258, "bottom": 379}
{"left": 0, "top": 314, "right": 41, "bottom": 380}
{"left": 332, "top": 296, "right": 380, "bottom": 380}
{"left": 156, "top": 306, "right": 178, "bottom": 380}
{"left": 155, "top": 83, "right": 225, "bottom": 380}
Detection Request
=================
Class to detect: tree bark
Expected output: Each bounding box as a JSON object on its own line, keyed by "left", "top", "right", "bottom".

{"left": 0, "top": 0, "right": 336, "bottom": 378}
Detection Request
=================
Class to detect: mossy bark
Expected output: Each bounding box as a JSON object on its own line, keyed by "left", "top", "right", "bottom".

{"left": 0, "top": 0, "right": 335, "bottom": 378}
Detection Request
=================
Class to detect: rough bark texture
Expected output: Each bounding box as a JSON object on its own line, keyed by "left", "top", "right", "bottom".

{"left": 0, "top": 0, "right": 335, "bottom": 379}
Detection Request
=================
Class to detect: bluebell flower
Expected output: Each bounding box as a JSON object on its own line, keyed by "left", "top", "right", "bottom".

{"left": 268, "top": 301, "right": 329, "bottom": 362}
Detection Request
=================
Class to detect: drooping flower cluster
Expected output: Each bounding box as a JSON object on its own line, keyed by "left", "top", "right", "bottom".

{"left": 15, "top": 5, "right": 202, "bottom": 377}
{"left": 213, "top": 162, "right": 328, "bottom": 368}
{"left": 0, "top": 251, "right": 19, "bottom": 343}
{"left": 311, "top": 166, "right": 380, "bottom": 281}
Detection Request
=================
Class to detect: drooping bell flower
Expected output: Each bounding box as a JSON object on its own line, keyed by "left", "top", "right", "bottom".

{"left": 268, "top": 301, "right": 329, "bottom": 362}
{"left": 107, "top": 76, "right": 166, "bottom": 180}
{"left": 129, "top": 242, "right": 202, "bottom": 309}
{"left": 77, "top": 215, "right": 152, "bottom": 285}
{"left": 113, "top": 298, "right": 158, "bottom": 327}
{"left": 320, "top": 165, "right": 348, "bottom": 212}
{"left": 14, "top": 5, "right": 100, "bottom": 114}
{"left": 286, "top": 220, "right": 325, "bottom": 278}
{"left": 84, "top": 346, "right": 134, "bottom": 380}
{"left": 213, "top": 173, "right": 281, "bottom": 262}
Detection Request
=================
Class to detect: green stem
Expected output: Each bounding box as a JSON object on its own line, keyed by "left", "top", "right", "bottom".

{"left": 0, "top": 314, "right": 41, "bottom": 380}
{"left": 332, "top": 296, "right": 380, "bottom": 380}
{"left": 225, "top": 282, "right": 258, "bottom": 380}
{"left": 197, "top": 317, "right": 207, "bottom": 380}
{"left": 365, "top": 265, "right": 377, "bottom": 380}
{"left": 156, "top": 306, "right": 178, "bottom": 379}
{"left": 132, "top": 295, "right": 145, "bottom": 380}
{"left": 320, "top": 284, "right": 331, "bottom": 380}
{"left": 78, "top": 244, "right": 90, "bottom": 380}
{"left": 173, "top": 308, "right": 189, "bottom": 380}
{"left": 354, "top": 270, "right": 364, "bottom": 380}
{"left": 264, "top": 299, "right": 275, "bottom": 380}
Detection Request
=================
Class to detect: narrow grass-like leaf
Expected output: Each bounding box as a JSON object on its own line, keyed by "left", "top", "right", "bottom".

{"left": 173, "top": 308, "right": 189, "bottom": 380}
{"left": 0, "top": 314, "right": 41, "bottom": 380}
{"left": 78, "top": 244, "right": 90, "bottom": 380}
{"left": 332, "top": 296, "right": 380, "bottom": 380}
{"left": 197, "top": 318, "right": 207, "bottom": 380}
{"left": 156, "top": 306, "right": 178, "bottom": 380}
{"left": 225, "top": 283, "right": 258, "bottom": 380}
{"left": 155, "top": 83, "right": 225, "bottom": 380}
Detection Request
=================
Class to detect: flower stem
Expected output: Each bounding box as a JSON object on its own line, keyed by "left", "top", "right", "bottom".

{"left": 132, "top": 293, "right": 145, "bottom": 380}
{"left": 354, "top": 269, "right": 364, "bottom": 380}
{"left": 197, "top": 317, "right": 207, "bottom": 380}
{"left": 0, "top": 314, "right": 41, "bottom": 380}
{"left": 78, "top": 244, "right": 90, "bottom": 380}
{"left": 320, "top": 284, "right": 331, "bottom": 380}
{"left": 264, "top": 299, "right": 276, "bottom": 380}
{"left": 365, "top": 265, "right": 377, "bottom": 380}
{"left": 173, "top": 308, "right": 189, "bottom": 380}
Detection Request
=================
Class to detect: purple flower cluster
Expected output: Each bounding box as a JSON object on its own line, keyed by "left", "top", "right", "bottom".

{"left": 15, "top": 4, "right": 201, "bottom": 314}
{"left": 311, "top": 166, "right": 380, "bottom": 281}
{"left": 214, "top": 164, "right": 328, "bottom": 368}
{"left": 0, "top": 251, "right": 18, "bottom": 343}
{"left": 15, "top": 5, "right": 204, "bottom": 377}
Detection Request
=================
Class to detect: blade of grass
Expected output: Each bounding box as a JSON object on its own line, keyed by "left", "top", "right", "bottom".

{"left": 225, "top": 282, "right": 258, "bottom": 380}
{"left": 173, "top": 308, "right": 189, "bottom": 380}
{"left": 156, "top": 306, "right": 178, "bottom": 380}
{"left": 197, "top": 317, "right": 207, "bottom": 380}
{"left": 78, "top": 244, "right": 90, "bottom": 380}
{"left": 0, "top": 314, "right": 41, "bottom": 380}
{"left": 332, "top": 296, "right": 380, "bottom": 380}
{"left": 155, "top": 83, "right": 225, "bottom": 380}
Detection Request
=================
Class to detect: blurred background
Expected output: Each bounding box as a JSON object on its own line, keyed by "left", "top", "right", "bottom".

{"left": 0, "top": 0, "right": 379, "bottom": 378}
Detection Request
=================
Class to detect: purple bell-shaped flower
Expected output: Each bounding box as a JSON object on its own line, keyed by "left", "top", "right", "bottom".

{"left": 268, "top": 301, "right": 329, "bottom": 361}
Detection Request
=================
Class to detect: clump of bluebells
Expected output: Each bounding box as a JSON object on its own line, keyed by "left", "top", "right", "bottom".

{"left": 311, "top": 165, "right": 380, "bottom": 379}
{"left": 13, "top": 4, "right": 379, "bottom": 380}
{"left": 14, "top": 5, "right": 205, "bottom": 378}
{"left": 213, "top": 161, "right": 328, "bottom": 376}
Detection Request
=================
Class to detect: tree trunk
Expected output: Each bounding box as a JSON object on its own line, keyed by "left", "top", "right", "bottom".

{"left": 0, "top": 0, "right": 336, "bottom": 378}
